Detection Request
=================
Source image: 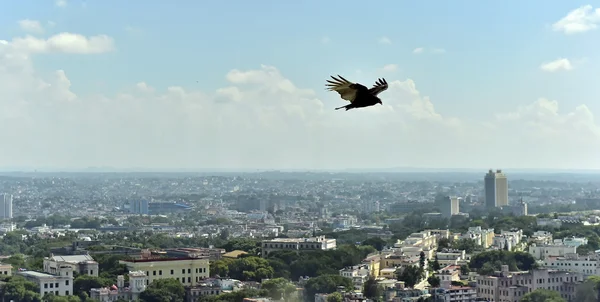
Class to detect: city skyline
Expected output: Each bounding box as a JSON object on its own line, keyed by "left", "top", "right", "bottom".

{"left": 1, "top": 2, "right": 600, "bottom": 169}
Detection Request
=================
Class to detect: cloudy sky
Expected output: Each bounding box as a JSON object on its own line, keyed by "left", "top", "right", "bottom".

{"left": 1, "top": 1, "right": 600, "bottom": 171}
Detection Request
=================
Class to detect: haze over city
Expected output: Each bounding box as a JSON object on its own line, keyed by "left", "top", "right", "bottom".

{"left": 1, "top": 1, "right": 600, "bottom": 170}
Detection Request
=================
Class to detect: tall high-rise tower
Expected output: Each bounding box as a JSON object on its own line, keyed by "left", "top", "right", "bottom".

{"left": 0, "top": 194, "right": 13, "bottom": 220}
{"left": 495, "top": 170, "right": 509, "bottom": 207}
{"left": 484, "top": 170, "right": 497, "bottom": 208}
{"left": 484, "top": 169, "right": 509, "bottom": 209}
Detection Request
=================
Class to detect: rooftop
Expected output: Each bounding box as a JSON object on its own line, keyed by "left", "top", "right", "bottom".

{"left": 19, "top": 271, "right": 56, "bottom": 278}
{"left": 121, "top": 257, "right": 208, "bottom": 263}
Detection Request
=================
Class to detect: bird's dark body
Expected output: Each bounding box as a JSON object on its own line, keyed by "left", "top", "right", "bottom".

{"left": 326, "top": 75, "right": 388, "bottom": 111}
{"left": 336, "top": 86, "right": 381, "bottom": 111}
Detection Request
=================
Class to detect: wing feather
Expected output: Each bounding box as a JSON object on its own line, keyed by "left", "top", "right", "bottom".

{"left": 325, "top": 75, "right": 358, "bottom": 102}
{"left": 368, "top": 78, "right": 388, "bottom": 96}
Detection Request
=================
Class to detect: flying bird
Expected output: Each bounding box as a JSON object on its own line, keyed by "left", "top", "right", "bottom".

{"left": 325, "top": 75, "right": 388, "bottom": 111}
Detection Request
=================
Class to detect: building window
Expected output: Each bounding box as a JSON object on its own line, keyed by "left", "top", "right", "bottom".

{"left": 50, "top": 283, "right": 54, "bottom": 288}
{"left": 66, "top": 291, "right": 69, "bottom": 295}
{"left": 153, "top": 271, "right": 156, "bottom": 276}
{"left": 90, "top": 270, "right": 93, "bottom": 275}
{"left": 188, "top": 269, "right": 191, "bottom": 274}
{"left": 182, "top": 269, "right": 185, "bottom": 274}
{"left": 181, "top": 277, "right": 185, "bottom": 283}
{"left": 44, "top": 283, "right": 48, "bottom": 288}
{"left": 171, "top": 270, "right": 174, "bottom": 275}
{"left": 66, "top": 280, "right": 69, "bottom": 286}
{"left": 55, "top": 283, "right": 58, "bottom": 288}
{"left": 159, "top": 270, "right": 162, "bottom": 275}
{"left": 188, "top": 277, "right": 191, "bottom": 283}
{"left": 55, "top": 291, "right": 58, "bottom": 296}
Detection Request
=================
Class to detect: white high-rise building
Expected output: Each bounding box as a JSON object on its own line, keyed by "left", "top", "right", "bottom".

{"left": 1, "top": 194, "right": 13, "bottom": 220}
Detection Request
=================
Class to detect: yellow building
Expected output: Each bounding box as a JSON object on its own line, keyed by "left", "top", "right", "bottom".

{"left": 119, "top": 257, "right": 209, "bottom": 286}
{"left": 361, "top": 253, "right": 381, "bottom": 278}
{"left": 0, "top": 263, "right": 12, "bottom": 276}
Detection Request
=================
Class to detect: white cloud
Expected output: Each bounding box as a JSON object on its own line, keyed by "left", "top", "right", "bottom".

{"left": 18, "top": 20, "right": 44, "bottom": 35}
{"left": 412, "top": 47, "right": 445, "bottom": 55}
{"left": 7, "top": 33, "right": 115, "bottom": 54}
{"left": 540, "top": 58, "right": 574, "bottom": 72}
{"left": 553, "top": 5, "right": 600, "bottom": 34}
{"left": 55, "top": 0, "right": 67, "bottom": 7}
{"left": 378, "top": 36, "right": 392, "bottom": 45}
{"left": 381, "top": 64, "right": 398, "bottom": 72}
{"left": 0, "top": 31, "right": 599, "bottom": 170}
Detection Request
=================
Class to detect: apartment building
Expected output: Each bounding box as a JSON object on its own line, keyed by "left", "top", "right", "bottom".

{"left": 119, "top": 257, "right": 210, "bottom": 286}
{"left": 43, "top": 254, "right": 99, "bottom": 277}
{"left": 261, "top": 236, "right": 336, "bottom": 257}
{"left": 18, "top": 266, "right": 74, "bottom": 297}
{"left": 541, "top": 254, "right": 598, "bottom": 277}
{"left": 476, "top": 265, "right": 581, "bottom": 302}
{"left": 528, "top": 243, "right": 577, "bottom": 260}
{"left": 339, "top": 264, "right": 370, "bottom": 290}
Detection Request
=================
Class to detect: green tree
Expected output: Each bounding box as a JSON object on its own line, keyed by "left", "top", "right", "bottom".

{"left": 431, "top": 255, "right": 441, "bottom": 271}
{"left": 326, "top": 292, "right": 343, "bottom": 302}
{"left": 260, "top": 278, "right": 297, "bottom": 300}
{"left": 419, "top": 251, "right": 425, "bottom": 269}
{"left": 362, "top": 276, "right": 382, "bottom": 300}
{"left": 521, "top": 289, "right": 566, "bottom": 302}
{"left": 304, "top": 275, "right": 352, "bottom": 299}
{"left": 396, "top": 266, "right": 424, "bottom": 288}
{"left": 139, "top": 278, "right": 185, "bottom": 302}
{"left": 73, "top": 275, "right": 112, "bottom": 296}
{"left": 362, "top": 237, "right": 386, "bottom": 251}
{"left": 427, "top": 275, "right": 440, "bottom": 288}
{"left": 575, "top": 276, "right": 600, "bottom": 302}
{"left": 459, "top": 264, "right": 470, "bottom": 275}
{"left": 0, "top": 276, "right": 42, "bottom": 302}
{"left": 228, "top": 256, "right": 274, "bottom": 281}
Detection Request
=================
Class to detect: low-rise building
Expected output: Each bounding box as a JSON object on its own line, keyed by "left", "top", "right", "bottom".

{"left": 476, "top": 265, "right": 581, "bottom": 302}
{"left": 43, "top": 254, "right": 99, "bottom": 277}
{"left": 90, "top": 271, "right": 146, "bottom": 302}
{"left": 261, "top": 236, "right": 336, "bottom": 257}
{"left": 0, "top": 263, "right": 12, "bottom": 276}
{"left": 119, "top": 257, "right": 210, "bottom": 286}
{"left": 18, "top": 266, "right": 73, "bottom": 297}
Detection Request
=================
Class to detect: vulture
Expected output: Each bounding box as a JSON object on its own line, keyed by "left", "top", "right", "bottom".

{"left": 325, "top": 75, "right": 389, "bottom": 111}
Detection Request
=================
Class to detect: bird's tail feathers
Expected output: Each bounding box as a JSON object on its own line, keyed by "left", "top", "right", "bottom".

{"left": 334, "top": 105, "right": 346, "bottom": 110}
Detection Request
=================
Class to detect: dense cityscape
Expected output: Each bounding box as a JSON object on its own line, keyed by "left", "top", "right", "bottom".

{"left": 0, "top": 170, "right": 600, "bottom": 302}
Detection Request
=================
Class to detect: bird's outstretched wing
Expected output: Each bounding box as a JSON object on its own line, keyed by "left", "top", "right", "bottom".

{"left": 326, "top": 75, "right": 366, "bottom": 103}
{"left": 368, "top": 78, "right": 388, "bottom": 96}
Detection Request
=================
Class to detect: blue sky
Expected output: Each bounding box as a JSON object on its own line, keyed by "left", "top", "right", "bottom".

{"left": 0, "top": 1, "right": 599, "bottom": 170}
{"left": 3, "top": 0, "right": 598, "bottom": 117}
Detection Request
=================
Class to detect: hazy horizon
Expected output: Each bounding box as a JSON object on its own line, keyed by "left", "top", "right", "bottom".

{"left": 2, "top": 2, "right": 600, "bottom": 169}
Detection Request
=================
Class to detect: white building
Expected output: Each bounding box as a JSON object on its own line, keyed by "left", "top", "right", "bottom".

{"left": 339, "top": 265, "right": 370, "bottom": 290}
{"left": 450, "top": 197, "right": 460, "bottom": 216}
{"left": 437, "top": 265, "right": 461, "bottom": 289}
{"left": 90, "top": 271, "right": 147, "bottom": 302}
{"left": 261, "top": 236, "right": 336, "bottom": 257}
{"left": 0, "top": 194, "right": 12, "bottom": 220}
{"left": 561, "top": 237, "right": 588, "bottom": 248}
{"left": 18, "top": 266, "right": 74, "bottom": 297}
{"left": 528, "top": 243, "right": 577, "bottom": 260}
{"left": 476, "top": 265, "right": 581, "bottom": 302}
{"left": 541, "top": 254, "right": 598, "bottom": 277}
{"left": 43, "top": 254, "right": 99, "bottom": 277}
{"left": 529, "top": 231, "right": 553, "bottom": 245}
{"left": 436, "top": 249, "right": 468, "bottom": 267}
{"left": 461, "top": 226, "right": 494, "bottom": 248}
